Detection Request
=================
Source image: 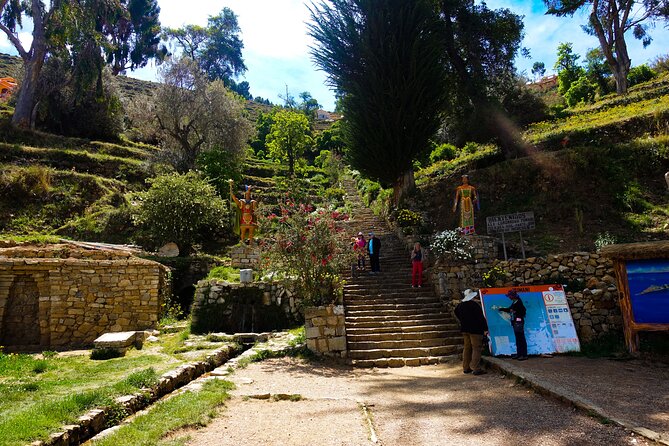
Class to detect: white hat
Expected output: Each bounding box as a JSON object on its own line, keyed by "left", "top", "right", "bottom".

{"left": 462, "top": 289, "right": 478, "bottom": 302}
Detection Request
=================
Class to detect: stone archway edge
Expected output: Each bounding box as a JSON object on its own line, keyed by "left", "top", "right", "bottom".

{"left": 27, "top": 343, "right": 244, "bottom": 446}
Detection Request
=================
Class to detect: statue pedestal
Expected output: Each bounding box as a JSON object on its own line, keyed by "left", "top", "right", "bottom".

{"left": 230, "top": 244, "right": 260, "bottom": 269}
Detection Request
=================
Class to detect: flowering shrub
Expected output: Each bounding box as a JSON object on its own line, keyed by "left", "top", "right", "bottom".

{"left": 482, "top": 265, "right": 507, "bottom": 287}
{"left": 259, "top": 201, "right": 354, "bottom": 306}
{"left": 396, "top": 209, "right": 422, "bottom": 227}
{"left": 430, "top": 229, "right": 473, "bottom": 261}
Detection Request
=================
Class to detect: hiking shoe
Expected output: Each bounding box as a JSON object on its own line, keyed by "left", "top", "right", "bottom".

{"left": 516, "top": 356, "right": 528, "bottom": 361}
{"left": 472, "top": 370, "right": 487, "bottom": 376}
{"left": 463, "top": 369, "right": 473, "bottom": 374}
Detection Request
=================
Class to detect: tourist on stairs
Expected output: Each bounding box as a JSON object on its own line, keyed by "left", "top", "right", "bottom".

{"left": 410, "top": 242, "right": 424, "bottom": 288}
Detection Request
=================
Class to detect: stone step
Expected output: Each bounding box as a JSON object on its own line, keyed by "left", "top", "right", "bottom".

{"left": 346, "top": 308, "right": 446, "bottom": 318}
{"left": 349, "top": 355, "right": 459, "bottom": 368}
{"left": 348, "top": 344, "right": 460, "bottom": 360}
{"left": 344, "top": 291, "right": 436, "bottom": 299}
{"left": 348, "top": 337, "right": 461, "bottom": 350}
{"left": 345, "top": 323, "right": 459, "bottom": 335}
{"left": 345, "top": 302, "right": 444, "bottom": 312}
{"left": 346, "top": 312, "right": 448, "bottom": 323}
{"left": 346, "top": 317, "right": 453, "bottom": 329}
{"left": 347, "top": 330, "right": 459, "bottom": 342}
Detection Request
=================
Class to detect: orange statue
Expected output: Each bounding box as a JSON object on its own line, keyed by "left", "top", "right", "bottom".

{"left": 452, "top": 174, "right": 478, "bottom": 235}
{"left": 229, "top": 179, "right": 258, "bottom": 243}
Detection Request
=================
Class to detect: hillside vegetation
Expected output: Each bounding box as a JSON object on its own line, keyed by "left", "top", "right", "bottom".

{"left": 408, "top": 75, "right": 669, "bottom": 254}
{"left": 2, "top": 51, "right": 669, "bottom": 255}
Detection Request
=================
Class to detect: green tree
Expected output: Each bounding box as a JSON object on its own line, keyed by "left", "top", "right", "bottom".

{"left": 151, "top": 57, "right": 252, "bottom": 172}
{"left": 250, "top": 109, "right": 278, "bottom": 154}
{"left": 437, "top": 0, "right": 526, "bottom": 149}
{"left": 163, "top": 7, "right": 246, "bottom": 88}
{"left": 584, "top": 47, "right": 612, "bottom": 96}
{"left": 266, "top": 110, "right": 313, "bottom": 175}
{"left": 308, "top": 0, "right": 448, "bottom": 202}
{"left": 532, "top": 62, "right": 546, "bottom": 80}
{"left": 555, "top": 42, "right": 585, "bottom": 96}
{"left": 564, "top": 75, "right": 596, "bottom": 106}
{"left": 133, "top": 172, "right": 228, "bottom": 254}
{"left": 544, "top": 0, "right": 669, "bottom": 94}
{"left": 0, "top": 0, "right": 162, "bottom": 128}
{"left": 102, "top": 0, "right": 165, "bottom": 75}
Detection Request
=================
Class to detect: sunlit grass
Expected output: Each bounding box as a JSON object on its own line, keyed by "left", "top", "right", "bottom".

{"left": 90, "top": 379, "right": 234, "bottom": 446}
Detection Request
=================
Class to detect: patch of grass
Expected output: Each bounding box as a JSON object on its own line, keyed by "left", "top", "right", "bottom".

{"left": 0, "top": 349, "right": 182, "bottom": 445}
{"left": 89, "top": 379, "right": 234, "bottom": 446}
{"left": 206, "top": 265, "right": 240, "bottom": 282}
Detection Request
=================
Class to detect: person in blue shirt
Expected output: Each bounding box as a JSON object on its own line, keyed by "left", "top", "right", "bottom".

{"left": 367, "top": 232, "right": 381, "bottom": 273}
{"left": 497, "top": 289, "right": 528, "bottom": 360}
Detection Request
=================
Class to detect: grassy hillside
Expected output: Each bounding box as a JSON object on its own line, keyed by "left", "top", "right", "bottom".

{"left": 410, "top": 76, "right": 669, "bottom": 254}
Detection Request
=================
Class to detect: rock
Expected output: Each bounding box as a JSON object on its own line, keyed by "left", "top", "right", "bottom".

{"left": 157, "top": 242, "right": 179, "bottom": 257}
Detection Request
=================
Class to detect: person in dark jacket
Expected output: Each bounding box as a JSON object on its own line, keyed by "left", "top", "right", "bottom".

{"left": 454, "top": 289, "right": 489, "bottom": 375}
{"left": 497, "top": 289, "right": 528, "bottom": 360}
{"left": 367, "top": 232, "right": 381, "bottom": 273}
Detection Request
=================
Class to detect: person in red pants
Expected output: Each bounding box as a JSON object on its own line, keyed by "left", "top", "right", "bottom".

{"left": 410, "top": 242, "right": 424, "bottom": 288}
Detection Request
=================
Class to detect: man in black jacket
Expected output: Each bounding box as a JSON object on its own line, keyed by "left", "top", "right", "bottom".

{"left": 367, "top": 232, "right": 381, "bottom": 273}
{"left": 497, "top": 289, "right": 528, "bottom": 360}
{"left": 454, "top": 289, "right": 488, "bottom": 375}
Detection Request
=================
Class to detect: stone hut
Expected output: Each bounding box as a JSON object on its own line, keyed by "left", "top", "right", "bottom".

{"left": 0, "top": 243, "right": 169, "bottom": 351}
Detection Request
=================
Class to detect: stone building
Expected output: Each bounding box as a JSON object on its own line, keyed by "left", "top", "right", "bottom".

{"left": 0, "top": 243, "right": 169, "bottom": 351}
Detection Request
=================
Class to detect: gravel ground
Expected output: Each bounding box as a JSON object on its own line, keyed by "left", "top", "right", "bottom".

{"left": 487, "top": 356, "right": 669, "bottom": 440}
{"left": 184, "top": 358, "right": 650, "bottom": 446}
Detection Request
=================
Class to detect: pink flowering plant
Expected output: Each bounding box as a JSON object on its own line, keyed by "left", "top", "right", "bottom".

{"left": 259, "top": 200, "right": 354, "bottom": 306}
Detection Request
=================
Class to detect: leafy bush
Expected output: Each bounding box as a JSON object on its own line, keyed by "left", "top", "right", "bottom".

{"left": 396, "top": 209, "right": 422, "bottom": 227}
{"left": 132, "top": 172, "right": 228, "bottom": 254}
{"left": 628, "top": 64, "right": 657, "bottom": 87}
{"left": 430, "top": 229, "right": 473, "bottom": 261}
{"left": 357, "top": 178, "right": 381, "bottom": 206}
{"left": 259, "top": 202, "right": 353, "bottom": 306}
{"left": 0, "top": 165, "right": 52, "bottom": 200}
{"left": 429, "top": 143, "right": 458, "bottom": 164}
{"left": 324, "top": 186, "right": 346, "bottom": 204}
{"left": 564, "top": 76, "right": 596, "bottom": 107}
{"left": 196, "top": 147, "right": 244, "bottom": 196}
{"left": 482, "top": 265, "right": 507, "bottom": 287}
{"left": 651, "top": 54, "right": 669, "bottom": 73}
{"left": 594, "top": 232, "right": 618, "bottom": 251}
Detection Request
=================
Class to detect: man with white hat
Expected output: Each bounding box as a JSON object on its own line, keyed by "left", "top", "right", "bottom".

{"left": 454, "top": 289, "right": 489, "bottom": 375}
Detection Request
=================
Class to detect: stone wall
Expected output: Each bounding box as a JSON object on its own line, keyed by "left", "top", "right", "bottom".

{"left": 191, "top": 280, "right": 302, "bottom": 334}
{"left": 431, "top": 247, "right": 622, "bottom": 342}
{"left": 305, "top": 305, "right": 347, "bottom": 358}
{"left": 230, "top": 245, "right": 261, "bottom": 268}
{"left": 0, "top": 245, "right": 169, "bottom": 350}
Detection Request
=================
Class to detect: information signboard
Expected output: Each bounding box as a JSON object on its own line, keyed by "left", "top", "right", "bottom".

{"left": 479, "top": 284, "right": 580, "bottom": 356}
{"left": 486, "top": 212, "right": 535, "bottom": 234}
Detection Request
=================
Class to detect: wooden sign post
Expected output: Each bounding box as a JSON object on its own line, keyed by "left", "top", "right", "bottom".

{"left": 600, "top": 240, "right": 669, "bottom": 353}
{"left": 486, "top": 212, "right": 535, "bottom": 260}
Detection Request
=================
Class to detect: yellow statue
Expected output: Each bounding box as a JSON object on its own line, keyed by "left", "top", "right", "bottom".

{"left": 453, "top": 174, "right": 478, "bottom": 235}
{"left": 228, "top": 180, "right": 258, "bottom": 243}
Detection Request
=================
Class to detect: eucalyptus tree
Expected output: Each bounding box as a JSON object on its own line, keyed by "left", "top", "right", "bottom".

{"left": 544, "top": 0, "right": 669, "bottom": 94}
{"left": 0, "top": 0, "right": 163, "bottom": 128}
{"left": 308, "top": 0, "right": 448, "bottom": 203}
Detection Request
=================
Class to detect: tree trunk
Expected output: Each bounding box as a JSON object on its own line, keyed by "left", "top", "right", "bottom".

{"left": 392, "top": 169, "right": 415, "bottom": 206}
{"left": 612, "top": 67, "right": 628, "bottom": 94}
{"left": 11, "top": 58, "right": 43, "bottom": 129}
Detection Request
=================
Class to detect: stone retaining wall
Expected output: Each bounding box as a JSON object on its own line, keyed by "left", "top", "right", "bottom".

{"left": 191, "top": 280, "right": 303, "bottom": 334}
{"left": 431, "top": 250, "right": 622, "bottom": 342}
{"left": 0, "top": 245, "right": 169, "bottom": 350}
{"left": 304, "top": 305, "right": 347, "bottom": 358}
{"left": 230, "top": 245, "right": 261, "bottom": 268}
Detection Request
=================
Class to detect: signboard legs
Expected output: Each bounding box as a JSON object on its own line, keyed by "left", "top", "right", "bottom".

{"left": 501, "top": 233, "right": 508, "bottom": 261}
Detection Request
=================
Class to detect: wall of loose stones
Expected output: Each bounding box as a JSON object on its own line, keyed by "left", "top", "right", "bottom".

{"left": 191, "top": 279, "right": 303, "bottom": 333}
{"left": 0, "top": 251, "right": 168, "bottom": 349}
{"left": 304, "top": 305, "right": 347, "bottom": 359}
{"left": 431, "top": 247, "right": 622, "bottom": 342}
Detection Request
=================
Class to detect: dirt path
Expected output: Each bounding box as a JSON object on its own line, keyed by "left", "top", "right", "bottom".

{"left": 184, "top": 358, "right": 648, "bottom": 446}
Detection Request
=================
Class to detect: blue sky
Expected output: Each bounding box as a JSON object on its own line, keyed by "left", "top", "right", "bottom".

{"left": 2, "top": 0, "right": 669, "bottom": 111}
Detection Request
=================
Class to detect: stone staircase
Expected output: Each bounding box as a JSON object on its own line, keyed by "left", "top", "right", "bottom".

{"left": 342, "top": 180, "right": 462, "bottom": 367}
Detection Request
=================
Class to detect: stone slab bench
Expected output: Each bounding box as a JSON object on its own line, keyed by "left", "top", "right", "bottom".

{"left": 93, "top": 331, "right": 148, "bottom": 355}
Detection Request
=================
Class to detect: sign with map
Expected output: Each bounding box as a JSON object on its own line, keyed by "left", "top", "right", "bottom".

{"left": 626, "top": 259, "right": 669, "bottom": 324}
{"left": 480, "top": 285, "right": 580, "bottom": 356}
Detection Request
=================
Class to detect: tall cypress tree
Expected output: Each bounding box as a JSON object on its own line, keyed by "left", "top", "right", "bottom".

{"left": 308, "top": 0, "right": 448, "bottom": 203}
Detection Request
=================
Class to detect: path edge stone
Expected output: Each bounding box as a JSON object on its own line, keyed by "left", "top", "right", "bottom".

{"left": 482, "top": 357, "right": 669, "bottom": 446}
